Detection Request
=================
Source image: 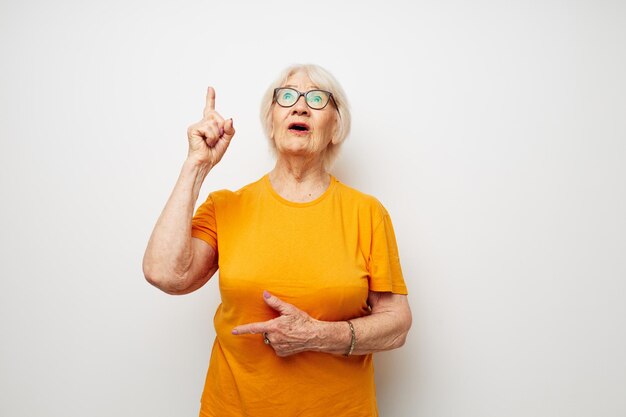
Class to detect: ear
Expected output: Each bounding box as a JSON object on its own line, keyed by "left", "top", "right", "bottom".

{"left": 331, "top": 118, "right": 340, "bottom": 145}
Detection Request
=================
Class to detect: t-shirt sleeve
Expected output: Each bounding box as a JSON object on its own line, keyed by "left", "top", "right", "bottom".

{"left": 367, "top": 208, "right": 408, "bottom": 295}
{"left": 191, "top": 193, "right": 218, "bottom": 251}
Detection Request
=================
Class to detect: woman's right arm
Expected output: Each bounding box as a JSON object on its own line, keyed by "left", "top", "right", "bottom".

{"left": 142, "top": 87, "right": 235, "bottom": 295}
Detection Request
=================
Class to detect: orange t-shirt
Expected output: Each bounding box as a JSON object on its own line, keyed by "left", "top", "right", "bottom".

{"left": 191, "top": 175, "right": 407, "bottom": 417}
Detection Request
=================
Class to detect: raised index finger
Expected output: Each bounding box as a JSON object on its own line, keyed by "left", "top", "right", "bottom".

{"left": 203, "top": 86, "right": 216, "bottom": 118}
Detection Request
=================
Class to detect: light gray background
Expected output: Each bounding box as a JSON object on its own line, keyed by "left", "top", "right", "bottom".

{"left": 1, "top": 0, "right": 625, "bottom": 416}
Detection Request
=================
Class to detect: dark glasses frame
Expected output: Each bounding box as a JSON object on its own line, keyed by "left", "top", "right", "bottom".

{"left": 273, "top": 87, "right": 338, "bottom": 110}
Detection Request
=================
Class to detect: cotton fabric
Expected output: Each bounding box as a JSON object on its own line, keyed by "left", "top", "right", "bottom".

{"left": 191, "top": 175, "right": 407, "bottom": 417}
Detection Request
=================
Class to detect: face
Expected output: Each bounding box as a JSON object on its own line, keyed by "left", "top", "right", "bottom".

{"left": 270, "top": 71, "right": 338, "bottom": 161}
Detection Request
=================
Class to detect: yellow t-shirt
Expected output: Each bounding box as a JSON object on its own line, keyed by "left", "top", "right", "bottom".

{"left": 191, "top": 174, "right": 407, "bottom": 417}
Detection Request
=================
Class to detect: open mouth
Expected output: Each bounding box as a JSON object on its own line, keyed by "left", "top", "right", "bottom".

{"left": 288, "top": 122, "right": 310, "bottom": 132}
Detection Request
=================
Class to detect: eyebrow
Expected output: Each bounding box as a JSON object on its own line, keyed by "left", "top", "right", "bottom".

{"left": 284, "top": 84, "right": 320, "bottom": 90}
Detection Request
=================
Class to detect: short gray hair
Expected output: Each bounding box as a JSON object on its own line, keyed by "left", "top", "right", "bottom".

{"left": 260, "top": 64, "right": 351, "bottom": 168}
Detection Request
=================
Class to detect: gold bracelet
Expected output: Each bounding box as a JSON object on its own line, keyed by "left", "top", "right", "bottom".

{"left": 344, "top": 320, "right": 356, "bottom": 356}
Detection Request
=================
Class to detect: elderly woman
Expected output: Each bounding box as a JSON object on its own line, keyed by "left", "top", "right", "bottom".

{"left": 143, "top": 64, "right": 412, "bottom": 417}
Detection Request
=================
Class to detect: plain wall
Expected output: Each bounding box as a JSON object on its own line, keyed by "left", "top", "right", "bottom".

{"left": 1, "top": 0, "right": 625, "bottom": 416}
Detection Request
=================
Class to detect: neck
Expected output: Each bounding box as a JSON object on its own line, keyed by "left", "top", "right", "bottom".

{"left": 269, "top": 156, "right": 330, "bottom": 202}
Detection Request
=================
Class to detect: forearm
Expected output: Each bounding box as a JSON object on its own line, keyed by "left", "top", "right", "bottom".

{"left": 315, "top": 295, "right": 412, "bottom": 356}
{"left": 143, "top": 158, "right": 212, "bottom": 290}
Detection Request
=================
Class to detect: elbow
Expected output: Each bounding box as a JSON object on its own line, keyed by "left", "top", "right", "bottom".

{"left": 142, "top": 258, "right": 189, "bottom": 295}
{"left": 143, "top": 269, "right": 165, "bottom": 291}
{"left": 393, "top": 305, "right": 413, "bottom": 349}
{"left": 142, "top": 257, "right": 162, "bottom": 288}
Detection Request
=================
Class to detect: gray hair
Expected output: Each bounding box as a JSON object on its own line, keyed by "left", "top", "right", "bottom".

{"left": 260, "top": 64, "right": 351, "bottom": 168}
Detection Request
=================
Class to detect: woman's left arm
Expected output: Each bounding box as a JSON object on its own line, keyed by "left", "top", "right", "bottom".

{"left": 343, "top": 291, "right": 412, "bottom": 355}
{"left": 232, "top": 290, "right": 412, "bottom": 357}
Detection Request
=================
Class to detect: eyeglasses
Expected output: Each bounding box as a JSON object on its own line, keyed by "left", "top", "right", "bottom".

{"left": 273, "top": 88, "right": 336, "bottom": 110}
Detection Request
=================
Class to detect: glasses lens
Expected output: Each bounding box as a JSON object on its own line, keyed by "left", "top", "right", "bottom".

{"left": 306, "top": 90, "right": 330, "bottom": 109}
{"left": 276, "top": 88, "right": 299, "bottom": 107}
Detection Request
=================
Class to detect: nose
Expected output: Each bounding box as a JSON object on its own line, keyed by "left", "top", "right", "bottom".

{"left": 290, "top": 95, "right": 309, "bottom": 116}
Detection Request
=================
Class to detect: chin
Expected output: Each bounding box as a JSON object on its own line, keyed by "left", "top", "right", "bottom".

{"left": 279, "top": 146, "right": 312, "bottom": 158}
{"left": 276, "top": 137, "right": 312, "bottom": 152}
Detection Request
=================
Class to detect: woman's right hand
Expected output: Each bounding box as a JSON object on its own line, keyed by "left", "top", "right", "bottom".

{"left": 187, "top": 86, "right": 235, "bottom": 167}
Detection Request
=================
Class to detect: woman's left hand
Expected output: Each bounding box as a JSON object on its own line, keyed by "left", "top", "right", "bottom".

{"left": 232, "top": 291, "right": 322, "bottom": 357}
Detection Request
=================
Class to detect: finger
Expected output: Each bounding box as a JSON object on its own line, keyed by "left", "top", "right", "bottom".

{"left": 232, "top": 321, "right": 271, "bottom": 335}
{"left": 263, "top": 291, "right": 296, "bottom": 315}
{"left": 222, "top": 118, "right": 235, "bottom": 141}
{"left": 189, "top": 124, "right": 211, "bottom": 141}
{"left": 203, "top": 86, "right": 216, "bottom": 118}
{"left": 208, "top": 119, "right": 221, "bottom": 136}
{"left": 194, "top": 121, "right": 220, "bottom": 146}
{"left": 211, "top": 111, "right": 226, "bottom": 126}
{"left": 205, "top": 125, "right": 221, "bottom": 147}
{"left": 202, "top": 119, "right": 224, "bottom": 139}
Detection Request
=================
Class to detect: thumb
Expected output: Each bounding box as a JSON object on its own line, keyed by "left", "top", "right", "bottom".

{"left": 263, "top": 290, "right": 294, "bottom": 315}
{"left": 222, "top": 118, "right": 235, "bottom": 141}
